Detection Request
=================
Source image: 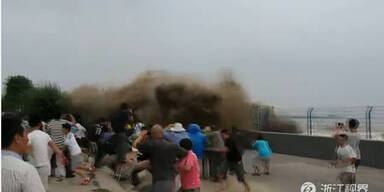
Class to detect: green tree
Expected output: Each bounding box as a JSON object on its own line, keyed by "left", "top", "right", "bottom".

{"left": 24, "top": 84, "right": 68, "bottom": 121}
{"left": 2, "top": 75, "right": 34, "bottom": 112}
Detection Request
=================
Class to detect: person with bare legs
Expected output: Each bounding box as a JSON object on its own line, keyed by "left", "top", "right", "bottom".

{"left": 252, "top": 135, "right": 272, "bottom": 176}
{"left": 217, "top": 129, "right": 250, "bottom": 192}
{"left": 62, "top": 123, "right": 94, "bottom": 185}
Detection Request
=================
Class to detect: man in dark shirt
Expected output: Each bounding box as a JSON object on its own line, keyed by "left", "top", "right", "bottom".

{"left": 111, "top": 103, "right": 133, "bottom": 135}
{"left": 217, "top": 129, "right": 250, "bottom": 192}
{"left": 134, "top": 124, "right": 187, "bottom": 192}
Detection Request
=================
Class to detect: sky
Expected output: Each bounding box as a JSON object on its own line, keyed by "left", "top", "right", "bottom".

{"left": 2, "top": 0, "right": 384, "bottom": 108}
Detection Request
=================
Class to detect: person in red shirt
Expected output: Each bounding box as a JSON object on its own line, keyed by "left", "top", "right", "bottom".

{"left": 176, "top": 138, "right": 201, "bottom": 192}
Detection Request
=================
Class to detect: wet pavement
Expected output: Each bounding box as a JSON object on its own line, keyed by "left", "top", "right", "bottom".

{"left": 50, "top": 152, "right": 384, "bottom": 192}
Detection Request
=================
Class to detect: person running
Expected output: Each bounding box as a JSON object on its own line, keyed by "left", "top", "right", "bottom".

{"left": 28, "top": 115, "right": 65, "bottom": 190}
{"left": 164, "top": 122, "right": 190, "bottom": 145}
{"left": 46, "top": 112, "right": 68, "bottom": 179}
{"left": 134, "top": 125, "right": 188, "bottom": 192}
{"left": 63, "top": 114, "right": 87, "bottom": 147}
{"left": 331, "top": 134, "right": 357, "bottom": 187}
{"left": 62, "top": 123, "right": 94, "bottom": 185}
{"left": 251, "top": 135, "right": 272, "bottom": 176}
{"left": 112, "top": 103, "right": 134, "bottom": 137}
{"left": 61, "top": 114, "right": 79, "bottom": 178}
{"left": 176, "top": 138, "right": 201, "bottom": 192}
{"left": 163, "top": 123, "right": 191, "bottom": 190}
{"left": 346, "top": 118, "right": 362, "bottom": 170}
{"left": 110, "top": 104, "right": 135, "bottom": 172}
{"left": 217, "top": 129, "right": 250, "bottom": 192}
{"left": 205, "top": 125, "right": 226, "bottom": 181}
{"left": 2, "top": 113, "right": 46, "bottom": 192}
{"left": 187, "top": 124, "right": 207, "bottom": 177}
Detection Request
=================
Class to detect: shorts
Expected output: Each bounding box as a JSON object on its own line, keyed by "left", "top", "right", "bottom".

{"left": 71, "top": 154, "right": 82, "bottom": 170}
{"left": 254, "top": 156, "right": 270, "bottom": 167}
{"left": 339, "top": 172, "right": 356, "bottom": 184}
{"left": 218, "top": 160, "right": 245, "bottom": 182}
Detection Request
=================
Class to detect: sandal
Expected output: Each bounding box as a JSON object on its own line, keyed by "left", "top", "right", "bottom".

{"left": 80, "top": 177, "right": 91, "bottom": 185}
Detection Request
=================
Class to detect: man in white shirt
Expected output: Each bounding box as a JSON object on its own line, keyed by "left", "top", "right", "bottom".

{"left": 346, "top": 119, "right": 362, "bottom": 170}
{"left": 1, "top": 113, "right": 45, "bottom": 192}
{"left": 28, "top": 116, "right": 64, "bottom": 190}
{"left": 331, "top": 134, "right": 357, "bottom": 186}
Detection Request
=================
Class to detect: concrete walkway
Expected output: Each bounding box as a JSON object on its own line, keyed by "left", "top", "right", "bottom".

{"left": 201, "top": 152, "right": 384, "bottom": 192}
{"left": 50, "top": 152, "right": 384, "bottom": 192}
{"left": 49, "top": 167, "right": 127, "bottom": 192}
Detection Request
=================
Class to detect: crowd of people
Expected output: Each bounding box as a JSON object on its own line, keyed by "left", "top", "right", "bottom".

{"left": 2, "top": 112, "right": 95, "bottom": 192}
{"left": 1, "top": 103, "right": 263, "bottom": 192}
{"left": 1, "top": 101, "right": 363, "bottom": 192}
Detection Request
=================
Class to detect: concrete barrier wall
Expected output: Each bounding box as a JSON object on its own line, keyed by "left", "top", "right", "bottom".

{"left": 243, "top": 131, "right": 384, "bottom": 169}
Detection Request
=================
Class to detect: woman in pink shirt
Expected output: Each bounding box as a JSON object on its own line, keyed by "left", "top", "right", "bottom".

{"left": 176, "top": 138, "right": 201, "bottom": 192}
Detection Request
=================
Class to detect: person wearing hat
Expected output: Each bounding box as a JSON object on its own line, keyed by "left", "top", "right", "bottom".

{"left": 164, "top": 122, "right": 190, "bottom": 146}
{"left": 134, "top": 124, "right": 188, "bottom": 192}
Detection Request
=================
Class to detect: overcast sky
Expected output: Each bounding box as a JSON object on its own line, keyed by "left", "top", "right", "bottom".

{"left": 2, "top": 0, "right": 384, "bottom": 108}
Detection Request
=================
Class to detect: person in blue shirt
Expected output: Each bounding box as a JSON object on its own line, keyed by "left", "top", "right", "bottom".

{"left": 187, "top": 124, "right": 207, "bottom": 177}
{"left": 187, "top": 124, "right": 207, "bottom": 160}
{"left": 163, "top": 122, "right": 190, "bottom": 145}
{"left": 252, "top": 135, "right": 272, "bottom": 176}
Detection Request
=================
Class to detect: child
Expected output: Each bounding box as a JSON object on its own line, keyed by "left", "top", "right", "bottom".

{"left": 176, "top": 138, "right": 201, "bottom": 192}
{"left": 252, "top": 135, "right": 272, "bottom": 176}
{"left": 331, "top": 134, "right": 357, "bottom": 186}
{"left": 62, "top": 123, "right": 94, "bottom": 185}
{"left": 346, "top": 119, "right": 361, "bottom": 170}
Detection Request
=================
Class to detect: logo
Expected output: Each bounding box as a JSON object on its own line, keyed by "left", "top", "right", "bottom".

{"left": 301, "top": 182, "right": 316, "bottom": 192}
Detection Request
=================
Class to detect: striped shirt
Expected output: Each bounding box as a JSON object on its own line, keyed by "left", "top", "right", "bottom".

{"left": 46, "top": 119, "right": 68, "bottom": 148}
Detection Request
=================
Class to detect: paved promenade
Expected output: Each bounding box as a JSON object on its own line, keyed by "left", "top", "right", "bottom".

{"left": 50, "top": 152, "right": 384, "bottom": 192}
